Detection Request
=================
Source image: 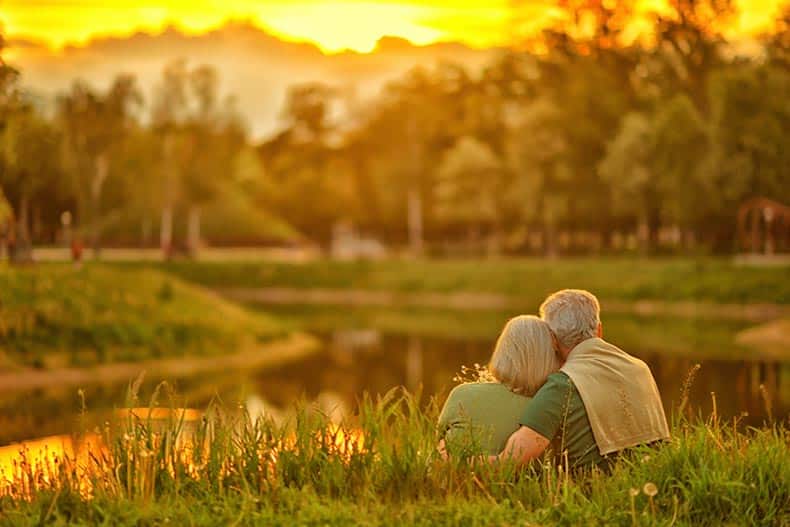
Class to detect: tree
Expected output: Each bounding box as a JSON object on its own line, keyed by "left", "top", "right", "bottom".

{"left": 256, "top": 82, "right": 344, "bottom": 245}
{"left": 57, "top": 75, "right": 142, "bottom": 256}
{"left": 514, "top": 0, "right": 639, "bottom": 250}
{"left": 646, "top": 0, "right": 736, "bottom": 115}
{"left": 763, "top": 4, "right": 789, "bottom": 68}
{"left": 435, "top": 136, "right": 503, "bottom": 250}
{"left": 650, "top": 94, "right": 709, "bottom": 243}
{"left": 151, "top": 60, "right": 190, "bottom": 256}
{"left": 506, "top": 98, "right": 571, "bottom": 257}
{"left": 599, "top": 112, "right": 663, "bottom": 251}
{"left": 700, "top": 63, "right": 790, "bottom": 248}
{"left": 0, "top": 106, "right": 60, "bottom": 260}
{"left": 182, "top": 67, "right": 247, "bottom": 254}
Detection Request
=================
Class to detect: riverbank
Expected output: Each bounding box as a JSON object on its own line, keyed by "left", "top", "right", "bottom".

{"left": 224, "top": 287, "right": 790, "bottom": 321}
{"left": 165, "top": 258, "right": 790, "bottom": 359}
{"left": 157, "top": 257, "right": 790, "bottom": 306}
{"left": 0, "top": 393, "right": 787, "bottom": 526}
{"left": 0, "top": 264, "right": 294, "bottom": 371}
{"left": 0, "top": 333, "right": 318, "bottom": 394}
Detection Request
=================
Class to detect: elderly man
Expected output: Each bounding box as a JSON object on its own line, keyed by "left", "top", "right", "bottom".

{"left": 494, "top": 289, "right": 670, "bottom": 469}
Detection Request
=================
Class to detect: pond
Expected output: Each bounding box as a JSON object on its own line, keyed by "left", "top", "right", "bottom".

{"left": 0, "top": 304, "right": 787, "bottom": 447}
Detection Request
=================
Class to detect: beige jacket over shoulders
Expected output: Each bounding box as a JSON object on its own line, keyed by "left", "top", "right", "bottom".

{"left": 560, "top": 338, "right": 670, "bottom": 456}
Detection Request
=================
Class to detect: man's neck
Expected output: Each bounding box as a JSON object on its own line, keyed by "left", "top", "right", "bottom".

{"left": 560, "top": 346, "right": 573, "bottom": 362}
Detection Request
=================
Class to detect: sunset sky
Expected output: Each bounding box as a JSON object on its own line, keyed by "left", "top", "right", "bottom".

{"left": 1, "top": 0, "right": 786, "bottom": 53}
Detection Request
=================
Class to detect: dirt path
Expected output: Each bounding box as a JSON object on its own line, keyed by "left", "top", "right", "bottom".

{"left": 0, "top": 333, "right": 318, "bottom": 394}
{"left": 222, "top": 288, "right": 790, "bottom": 322}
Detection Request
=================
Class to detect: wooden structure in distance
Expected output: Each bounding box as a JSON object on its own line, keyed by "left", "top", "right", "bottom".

{"left": 736, "top": 197, "right": 790, "bottom": 254}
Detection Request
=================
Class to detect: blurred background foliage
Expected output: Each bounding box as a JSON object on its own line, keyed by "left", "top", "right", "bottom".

{"left": 0, "top": 0, "right": 788, "bottom": 259}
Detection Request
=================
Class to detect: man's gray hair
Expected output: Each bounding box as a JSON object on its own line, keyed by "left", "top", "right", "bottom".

{"left": 539, "top": 289, "right": 601, "bottom": 350}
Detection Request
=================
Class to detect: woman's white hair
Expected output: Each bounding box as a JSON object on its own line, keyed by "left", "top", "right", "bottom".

{"left": 489, "top": 315, "right": 560, "bottom": 397}
{"left": 539, "top": 289, "right": 601, "bottom": 350}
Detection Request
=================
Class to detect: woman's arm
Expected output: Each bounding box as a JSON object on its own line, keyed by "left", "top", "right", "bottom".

{"left": 489, "top": 426, "right": 550, "bottom": 464}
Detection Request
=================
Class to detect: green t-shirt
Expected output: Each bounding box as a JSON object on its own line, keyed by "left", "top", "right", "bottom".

{"left": 519, "top": 372, "right": 605, "bottom": 469}
{"left": 438, "top": 382, "right": 532, "bottom": 456}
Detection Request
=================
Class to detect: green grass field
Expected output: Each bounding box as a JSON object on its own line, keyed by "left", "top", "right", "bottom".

{"left": 1, "top": 391, "right": 787, "bottom": 526}
{"left": 1, "top": 260, "right": 787, "bottom": 525}
{"left": 0, "top": 264, "right": 288, "bottom": 370}
{"left": 157, "top": 258, "right": 790, "bottom": 306}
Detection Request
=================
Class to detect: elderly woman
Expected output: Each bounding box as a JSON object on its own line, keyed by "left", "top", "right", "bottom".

{"left": 437, "top": 315, "right": 561, "bottom": 457}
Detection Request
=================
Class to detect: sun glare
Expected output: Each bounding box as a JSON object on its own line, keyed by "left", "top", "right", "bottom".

{"left": 0, "top": 0, "right": 785, "bottom": 53}
{"left": 256, "top": 3, "right": 445, "bottom": 53}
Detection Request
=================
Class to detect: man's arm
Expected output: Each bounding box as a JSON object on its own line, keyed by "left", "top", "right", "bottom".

{"left": 489, "top": 426, "right": 550, "bottom": 465}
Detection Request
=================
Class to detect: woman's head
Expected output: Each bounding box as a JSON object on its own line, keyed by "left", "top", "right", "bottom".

{"left": 489, "top": 315, "right": 560, "bottom": 396}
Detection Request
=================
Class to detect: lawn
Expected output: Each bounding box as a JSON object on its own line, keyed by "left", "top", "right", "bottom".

{"left": 0, "top": 264, "right": 289, "bottom": 371}
{"left": 156, "top": 257, "right": 790, "bottom": 306}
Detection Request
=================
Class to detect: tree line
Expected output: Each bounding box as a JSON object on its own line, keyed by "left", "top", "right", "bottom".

{"left": 1, "top": 0, "right": 788, "bottom": 260}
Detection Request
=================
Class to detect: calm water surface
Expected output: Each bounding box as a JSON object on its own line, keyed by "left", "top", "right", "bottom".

{"left": 1, "top": 306, "right": 787, "bottom": 446}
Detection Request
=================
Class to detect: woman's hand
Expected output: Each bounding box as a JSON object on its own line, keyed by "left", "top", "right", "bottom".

{"left": 437, "top": 439, "right": 449, "bottom": 460}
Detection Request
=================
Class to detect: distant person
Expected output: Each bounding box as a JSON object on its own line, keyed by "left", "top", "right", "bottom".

{"left": 493, "top": 289, "right": 670, "bottom": 469}
{"left": 437, "top": 315, "right": 560, "bottom": 457}
{"left": 71, "top": 238, "right": 84, "bottom": 267}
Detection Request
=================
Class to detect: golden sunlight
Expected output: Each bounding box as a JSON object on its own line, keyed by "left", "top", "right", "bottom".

{"left": 1, "top": 0, "right": 784, "bottom": 53}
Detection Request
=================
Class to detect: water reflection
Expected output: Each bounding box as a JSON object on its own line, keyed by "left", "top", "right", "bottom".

{"left": 0, "top": 400, "right": 364, "bottom": 497}
{"left": 1, "top": 319, "right": 787, "bottom": 447}
{"left": 406, "top": 337, "right": 424, "bottom": 392}
{"left": 249, "top": 332, "right": 788, "bottom": 426}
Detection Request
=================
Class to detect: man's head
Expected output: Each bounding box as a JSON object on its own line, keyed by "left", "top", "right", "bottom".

{"left": 539, "top": 289, "right": 602, "bottom": 359}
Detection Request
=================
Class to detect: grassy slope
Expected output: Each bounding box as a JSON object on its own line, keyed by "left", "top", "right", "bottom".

{"left": 159, "top": 258, "right": 790, "bottom": 305}
{"left": 0, "top": 264, "right": 288, "bottom": 370}
{"left": 0, "top": 394, "right": 787, "bottom": 526}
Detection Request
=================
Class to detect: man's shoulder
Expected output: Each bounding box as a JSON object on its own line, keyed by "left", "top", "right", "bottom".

{"left": 544, "top": 371, "right": 573, "bottom": 388}
{"left": 567, "top": 338, "right": 651, "bottom": 371}
{"left": 532, "top": 372, "right": 577, "bottom": 401}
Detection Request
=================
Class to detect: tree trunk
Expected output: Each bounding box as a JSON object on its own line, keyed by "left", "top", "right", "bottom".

{"left": 91, "top": 153, "right": 110, "bottom": 259}
{"left": 161, "top": 134, "right": 177, "bottom": 261}
{"left": 160, "top": 205, "right": 174, "bottom": 260}
{"left": 141, "top": 214, "right": 152, "bottom": 248}
{"left": 647, "top": 215, "right": 661, "bottom": 255}
{"left": 187, "top": 205, "right": 201, "bottom": 258}
{"left": 542, "top": 199, "right": 558, "bottom": 259}
{"left": 407, "top": 188, "right": 423, "bottom": 256}
{"left": 12, "top": 194, "right": 33, "bottom": 263}
{"left": 406, "top": 113, "right": 424, "bottom": 257}
{"left": 32, "top": 203, "right": 42, "bottom": 243}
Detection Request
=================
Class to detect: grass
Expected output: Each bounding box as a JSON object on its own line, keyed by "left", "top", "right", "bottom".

{"left": 0, "top": 387, "right": 787, "bottom": 526}
{"left": 0, "top": 264, "right": 288, "bottom": 370}
{"left": 154, "top": 257, "right": 790, "bottom": 306}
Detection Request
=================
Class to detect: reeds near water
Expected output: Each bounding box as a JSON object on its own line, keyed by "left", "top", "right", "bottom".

{"left": 0, "top": 381, "right": 788, "bottom": 526}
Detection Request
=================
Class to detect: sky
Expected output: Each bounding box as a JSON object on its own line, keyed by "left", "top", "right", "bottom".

{"left": 1, "top": 0, "right": 786, "bottom": 54}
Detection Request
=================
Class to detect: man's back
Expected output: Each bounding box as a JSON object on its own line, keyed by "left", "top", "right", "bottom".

{"left": 560, "top": 337, "right": 670, "bottom": 456}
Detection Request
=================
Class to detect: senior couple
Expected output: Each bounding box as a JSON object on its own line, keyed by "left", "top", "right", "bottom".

{"left": 438, "top": 289, "right": 670, "bottom": 469}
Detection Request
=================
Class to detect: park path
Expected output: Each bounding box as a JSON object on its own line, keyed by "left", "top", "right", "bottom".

{"left": 0, "top": 333, "right": 318, "bottom": 394}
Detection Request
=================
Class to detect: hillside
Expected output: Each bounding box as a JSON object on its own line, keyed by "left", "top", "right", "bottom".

{"left": 0, "top": 264, "right": 292, "bottom": 371}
